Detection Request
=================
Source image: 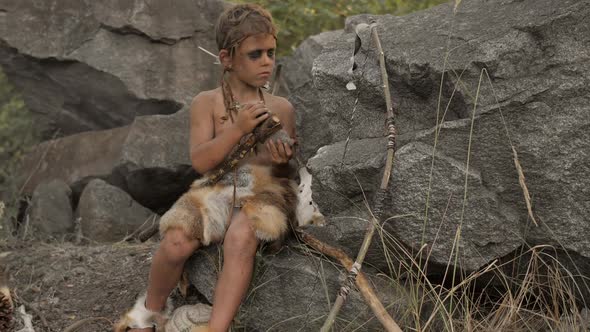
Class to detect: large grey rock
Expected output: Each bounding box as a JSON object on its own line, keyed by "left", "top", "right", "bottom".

{"left": 306, "top": 139, "right": 522, "bottom": 272}
{"left": 309, "top": 137, "right": 387, "bottom": 217}
{"left": 298, "top": 0, "right": 590, "bottom": 273}
{"left": 282, "top": 30, "right": 343, "bottom": 94}
{"left": 386, "top": 142, "right": 522, "bottom": 271}
{"left": 282, "top": 30, "right": 346, "bottom": 160}
{"left": 186, "top": 245, "right": 414, "bottom": 331}
{"left": 28, "top": 179, "right": 74, "bottom": 238}
{"left": 76, "top": 178, "right": 157, "bottom": 242}
{"left": 414, "top": 101, "right": 590, "bottom": 259}
{"left": 19, "top": 110, "right": 197, "bottom": 212}
{"left": 0, "top": 0, "right": 225, "bottom": 138}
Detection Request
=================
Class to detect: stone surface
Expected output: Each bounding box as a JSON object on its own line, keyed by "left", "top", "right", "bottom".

{"left": 28, "top": 179, "right": 74, "bottom": 238}
{"left": 385, "top": 142, "right": 522, "bottom": 271}
{"left": 76, "top": 179, "right": 157, "bottom": 242}
{"left": 19, "top": 109, "right": 197, "bottom": 213}
{"left": 5, "top": 0, "right": 590, "bottom": 323}
{"left": 0, "top": 0, "right": 225, "bottom": 138}
{"left": 282, "top": 30, "right": 347, "bottom": 160}
{"left": 309, "top": 137, "right": 387, "bottom": 217}
{"left": 186, "top": 245, "right": 410, "bottom": 331}
{"left": 298, "top": 0, "right": 590, "bottom": 273}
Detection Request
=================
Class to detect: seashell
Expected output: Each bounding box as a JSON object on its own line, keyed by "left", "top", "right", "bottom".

{"left": 164, "top": 304, "right": 212, "bottom": 332}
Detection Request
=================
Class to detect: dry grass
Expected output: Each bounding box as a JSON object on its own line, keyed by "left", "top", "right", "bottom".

{"left": 309, "top": 1, "right": 590, "bottom": 330}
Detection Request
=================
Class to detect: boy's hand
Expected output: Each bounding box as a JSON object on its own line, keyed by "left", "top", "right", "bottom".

{"left": 267, "top": 139, "right": 293, "bottom": 165}
{"left": 234, "top": 101, "right": 270, "bottom": 135}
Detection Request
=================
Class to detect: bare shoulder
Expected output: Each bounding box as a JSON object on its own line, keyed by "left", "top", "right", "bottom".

{"left": 264, "top": 93, "right": 296, "bottom": 137}
{"left": 264, "top": 93, "right": 294, "bottom": 116}
{"left": 190, "top": 88, "right": 221, "bottom": 115}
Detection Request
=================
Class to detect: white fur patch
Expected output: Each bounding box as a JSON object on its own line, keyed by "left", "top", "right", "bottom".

{"left": 296, "top": 167, "right": 325, "bottom": 226}
{"left": 201, "top": 178, "right": 254, "bottom": 245}
{"left": 124, "top": 293, "right": 172, "bottom": 329}
{"left": 202, "top": 188, "right": 231, "bottom": 245}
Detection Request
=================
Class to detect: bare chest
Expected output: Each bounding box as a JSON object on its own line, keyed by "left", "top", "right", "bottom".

{"left": 212, "top": 106, "right": 272, "bottom": 164}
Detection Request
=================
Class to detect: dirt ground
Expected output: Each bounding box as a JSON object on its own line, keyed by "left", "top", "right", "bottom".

{"left": 1, "top": 239, "right": 161, "bottom": 331}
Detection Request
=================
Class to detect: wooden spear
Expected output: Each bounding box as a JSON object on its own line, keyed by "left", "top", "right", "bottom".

{"left": 320, "top": 23, "right": 400, "bottom": 332}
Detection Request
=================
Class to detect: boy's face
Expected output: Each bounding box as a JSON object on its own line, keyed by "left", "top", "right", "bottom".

{"left": 229, "top": 33, "right": 276, "bottom": 88}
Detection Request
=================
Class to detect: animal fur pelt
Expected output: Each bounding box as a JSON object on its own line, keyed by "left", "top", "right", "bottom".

{"left": 114, "top": 292, "right": 172, "bottom": 332}
{"left": 159, "top": 162, "right": 298, "bottom": 245}
{"left": 0, "top": 269, "right": 13, "bottom": 331}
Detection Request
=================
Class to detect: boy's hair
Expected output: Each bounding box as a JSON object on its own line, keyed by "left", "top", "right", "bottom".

{"left": 215, "top": 4, "right": 277, "bottom": 53}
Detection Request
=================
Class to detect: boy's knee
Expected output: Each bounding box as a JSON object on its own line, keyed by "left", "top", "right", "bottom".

{"left": 160, "top": 228, "right": 199, "bottom": 263}
{"left": 224, "top": 219, "right": 257, "bottom": 256}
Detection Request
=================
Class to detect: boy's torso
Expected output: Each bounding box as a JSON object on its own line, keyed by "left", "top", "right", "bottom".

{"left": 208, "top": 87, "right": 292, "bottom": 168}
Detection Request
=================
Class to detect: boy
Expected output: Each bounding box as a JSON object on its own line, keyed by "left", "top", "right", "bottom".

{"left": 117, "top": 4, "right": 297, "bottom": 332}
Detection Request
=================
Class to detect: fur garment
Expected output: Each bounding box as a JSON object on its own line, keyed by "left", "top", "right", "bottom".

{"left": 159, "top": 164, "right": 298, "bottom": 245}
{"left": 114, "top": 292, "right": 172, "bottom": 331}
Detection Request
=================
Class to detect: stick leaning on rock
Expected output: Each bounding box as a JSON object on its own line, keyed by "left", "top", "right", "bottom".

{"left": 319, "top": 23, "right": 401, "bottom": 332}
{"left": 298, "top": 231, "right": 400, "bottom": 331}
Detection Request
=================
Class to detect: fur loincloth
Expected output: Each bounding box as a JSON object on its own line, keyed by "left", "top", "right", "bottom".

{"left": 159, "top": 164, "right": 297, "bottom": 245}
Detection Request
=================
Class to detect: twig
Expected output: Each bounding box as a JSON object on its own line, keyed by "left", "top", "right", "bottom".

{"left": 321, "top": 23, "right": 398, "bottom": 332}
{"left": 73, "top": 217, "right": 83, "bottom": 245}
{"left": 62, "top": 316, "right": 112, "bottom": 332}
{"left": 299, "top": 231, "right": 401, "bottom": 331}
{"left": 512, "top": 147, "right": 538, "bottom": 226}
{"left": 122, "top": 214, "right": 158, "bottom": 242}
{"left": 197, "top": 46, "right": 220, "bottom": 64}
{"left": 137, "top": 223, "right": 159, "bottom": 242}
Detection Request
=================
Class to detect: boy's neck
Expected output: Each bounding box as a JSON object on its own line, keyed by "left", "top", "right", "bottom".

{"left": 225, "top": 74, "right": 261, "bottom": 103}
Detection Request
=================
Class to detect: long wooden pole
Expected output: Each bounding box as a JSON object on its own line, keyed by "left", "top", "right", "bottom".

{"left": 320, "top": 24, "right": 399, "bottom": 332}
{"left": 299, "top": 231, "right": 401, "bottom": 331}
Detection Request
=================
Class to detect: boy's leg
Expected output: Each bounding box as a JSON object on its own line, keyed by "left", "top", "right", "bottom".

{"left": 208, "top": 210, "right": 259, "bottom": 332}
{"left": 129, "top": 228, "right": 200, "bottom": 332}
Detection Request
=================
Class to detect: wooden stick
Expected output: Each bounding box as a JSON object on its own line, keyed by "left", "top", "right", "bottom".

{"left": 200, "top": 115, "right": 282, "bottom": 187}
{"left": 299, "top": 231, "right": 401, "bottom": 331}
{"left": 63, "top": 317, "right": 112, "bottom": 332}
{"left": 321, "top": 23, "right": 398, "bottom": 332}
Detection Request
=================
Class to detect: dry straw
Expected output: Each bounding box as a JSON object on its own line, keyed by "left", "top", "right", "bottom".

{"left": 512, "top": 146, "right": 538, "bottom": 226}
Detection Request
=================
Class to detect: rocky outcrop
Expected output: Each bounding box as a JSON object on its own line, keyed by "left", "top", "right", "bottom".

{"left": 0, "top": 0, "right": 226, "bottom": 138}
{"left": 281, "top": 30, "right": 343, "bottom": 159}
{"left": 4, "top": 0, "right": 590, "bottom": 328}
{"left": 19, "top": 110, "right": 197, "bottom": 213}
{"left": 28, "top": 179, "right": 74, "bottom": 238}
{"left": 185, "top": 245, "right": 413, "bottom": 331}
{"left": 302, "top": 0, "right": 590, "bottom": 274}
{"left": 76, "top": 179, "right": 157, "bottom": 242}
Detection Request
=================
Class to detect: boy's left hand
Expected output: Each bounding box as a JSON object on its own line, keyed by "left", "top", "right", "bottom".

{"left": 267, "top": 139, "right": 293, "bottom": 165}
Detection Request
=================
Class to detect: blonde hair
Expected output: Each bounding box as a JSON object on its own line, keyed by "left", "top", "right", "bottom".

{"left": 215, "top": 3, "right": 277, "bottom": 53}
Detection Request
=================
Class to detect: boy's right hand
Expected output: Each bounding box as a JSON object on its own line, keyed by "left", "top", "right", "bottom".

{"left": 233, "top": 101, "right": 270, "bottom": 135}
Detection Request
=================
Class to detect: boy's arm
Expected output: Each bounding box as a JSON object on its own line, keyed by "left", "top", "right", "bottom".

{"left": 189, "top": 92, "right": 269, "bottom": 174}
